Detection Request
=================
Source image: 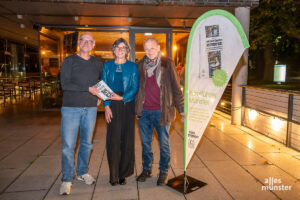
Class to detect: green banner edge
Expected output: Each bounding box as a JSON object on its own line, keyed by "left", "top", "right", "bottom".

{"left": 184, "top": 9, "right": 250, "bottom": 171}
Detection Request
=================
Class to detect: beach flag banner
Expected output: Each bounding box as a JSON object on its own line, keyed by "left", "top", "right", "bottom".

{"left": 167, "top": 9, "right": 249, "bottom": 194}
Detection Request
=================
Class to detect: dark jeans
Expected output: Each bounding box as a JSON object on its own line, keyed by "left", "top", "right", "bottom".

{"left": 138, "top": 110, "right": 171, "bottom": 173}
{"left": 106, "top": 100, "right": 135, "bottom": 183}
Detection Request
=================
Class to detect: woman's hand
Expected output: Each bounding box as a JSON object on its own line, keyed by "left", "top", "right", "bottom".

{"left": 110, "top": 93, "right": 123, "bottom": 101}
{"left": 105, "top": 106, "right": 113, "bottom": 123}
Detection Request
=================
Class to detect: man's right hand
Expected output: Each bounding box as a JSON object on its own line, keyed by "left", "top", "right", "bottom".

{"left": 89, "top": 87, "right": 99, "bottom": 96}
{"left": 105, "top": 106, "right": 113, "bottom": 123}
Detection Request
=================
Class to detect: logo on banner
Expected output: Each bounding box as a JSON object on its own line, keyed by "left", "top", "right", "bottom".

{"left": 188, "top": 131, "right": 199, "bottom": 149}
{"left": 212, "top": 69, "right": 227, "bottom": 87}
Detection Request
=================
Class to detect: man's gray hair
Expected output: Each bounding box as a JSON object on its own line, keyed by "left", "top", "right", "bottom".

{"left": 79, "top": 32, "right": 95, "bottom": 42}
{"left": 143, "top": 37, "right": 160, "bottom": 47}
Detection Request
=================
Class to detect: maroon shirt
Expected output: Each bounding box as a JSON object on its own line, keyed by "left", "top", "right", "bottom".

{"left": 143, "top": 69, "right": 160, "bottom": 110}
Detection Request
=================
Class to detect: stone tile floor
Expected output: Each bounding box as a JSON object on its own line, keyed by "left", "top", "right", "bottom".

{"left": 0, "top": 102, "right": 299, "bottom": 200}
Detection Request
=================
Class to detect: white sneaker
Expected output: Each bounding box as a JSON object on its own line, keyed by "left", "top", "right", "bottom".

{"left": 59, "top": 182, "right": 72, "bottom": 195}
{"left": 77, "top": 173, "right": 96, "bottom": 185}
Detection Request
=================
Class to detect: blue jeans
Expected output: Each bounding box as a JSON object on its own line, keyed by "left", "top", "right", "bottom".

{"left": 138, "top": 110, "right": 171, "bottom": 173}
{"left": 61, "top": 106, "right": 97, "bottom": 182}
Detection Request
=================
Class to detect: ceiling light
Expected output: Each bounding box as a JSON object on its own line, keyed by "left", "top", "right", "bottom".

{"left": 17, "top": 14, "right": 23, "bottom": 19}
{"left": 144, "top": 33, "right": 152, "bottom": 36}
{"left": 20, "top": 24, "right": 25, "bottom": 29}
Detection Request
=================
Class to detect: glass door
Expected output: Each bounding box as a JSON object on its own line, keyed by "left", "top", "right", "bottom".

{"left": 134, "top": 33, "right": 167, "bottom": 62}
{"left": 129, "top": 28, "right": 172, "bottom": 63}
{"left": 39, "top": 28, "right": 130, "bottom": 109}
{"left": 40, "top": 33, "right": 61, "bottom": 109}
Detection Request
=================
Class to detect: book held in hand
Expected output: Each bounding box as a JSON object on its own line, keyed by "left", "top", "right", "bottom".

{"left": 93, "top": 80, "right": 113, "bottom": 100}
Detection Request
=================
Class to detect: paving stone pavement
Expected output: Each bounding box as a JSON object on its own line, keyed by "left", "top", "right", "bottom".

{"left": 0, "top": 109, "right": 299, "bottom": 200}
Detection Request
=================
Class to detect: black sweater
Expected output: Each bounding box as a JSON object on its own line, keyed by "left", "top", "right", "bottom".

{"left": 60, "top": 54, "right": 102, "bottom": 107}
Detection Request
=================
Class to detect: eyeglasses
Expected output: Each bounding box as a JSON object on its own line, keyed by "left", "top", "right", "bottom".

{"left": 115, "top": 46, "right": 127, "bottom": 51}
{"left": 79, "top": 39, "right": 94, "bottom": 45}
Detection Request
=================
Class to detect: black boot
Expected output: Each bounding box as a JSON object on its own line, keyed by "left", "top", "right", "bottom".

{"left": 109, "top": 181, "right": 118, "bottom": 186}
{"left": 157, "top": 172, "right": 168, "bottom": 186}
{"left": 136, "top": 169, "right": 152, "bottom": 182}
{"left": 119, "top": 178, "right": 127, "bottom": 185}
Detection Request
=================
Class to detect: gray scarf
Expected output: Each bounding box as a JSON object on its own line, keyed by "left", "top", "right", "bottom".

{"left": 144, "top": 53, "right": 161, "bottom": 87}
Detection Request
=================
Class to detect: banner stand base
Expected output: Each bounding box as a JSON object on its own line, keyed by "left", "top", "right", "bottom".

{"left": 167, "top": 174, "right": 207, "bottom": 194}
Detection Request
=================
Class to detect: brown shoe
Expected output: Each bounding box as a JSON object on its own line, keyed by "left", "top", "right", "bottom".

{"left": 157, "top": 172, "right": 168, "bottom": 186}
{"left": 136, "top": 169, "right": 152, "bottom": 182}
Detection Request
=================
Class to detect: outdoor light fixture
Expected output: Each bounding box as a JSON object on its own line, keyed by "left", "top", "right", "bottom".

{"left": 248, "top": 109, "right": 257, "bottom": 121}
{"left": 271, "top": 117, "right": 284, "bottom": 132}
{"left": 144, "top": 33, "right": 152, "bottom": 36}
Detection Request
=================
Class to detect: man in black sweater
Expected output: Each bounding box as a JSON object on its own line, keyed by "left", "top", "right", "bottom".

{"left": 59, "top": 32, "right": 102, "bottom": 195}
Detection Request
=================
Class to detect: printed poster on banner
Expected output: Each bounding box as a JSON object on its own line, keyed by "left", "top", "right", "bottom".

{"left": 184, "top": 10, "right": 249, "bottom": 170}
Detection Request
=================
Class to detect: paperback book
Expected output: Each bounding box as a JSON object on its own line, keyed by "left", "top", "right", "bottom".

{"left": 93, "top": 80, "right": 113, "bottom": 100}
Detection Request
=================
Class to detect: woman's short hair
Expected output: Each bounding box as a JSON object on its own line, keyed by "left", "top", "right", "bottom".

{"left": 112, "top": 38, "right": 130, "bottom": 58}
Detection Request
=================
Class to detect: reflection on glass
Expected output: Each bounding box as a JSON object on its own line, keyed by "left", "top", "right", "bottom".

{"left": 40, "top": 34, "right": 61, "bottom": 108}
{"left": 173, "top": 32, "right": 189, "bottom": 87}
{"left": 91, "top": 31, "right": 129, "bottom": 62}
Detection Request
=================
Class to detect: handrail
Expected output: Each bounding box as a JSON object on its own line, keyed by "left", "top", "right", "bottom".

{"left": 240, "top": 85, "right": 300, "bottom": 96}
